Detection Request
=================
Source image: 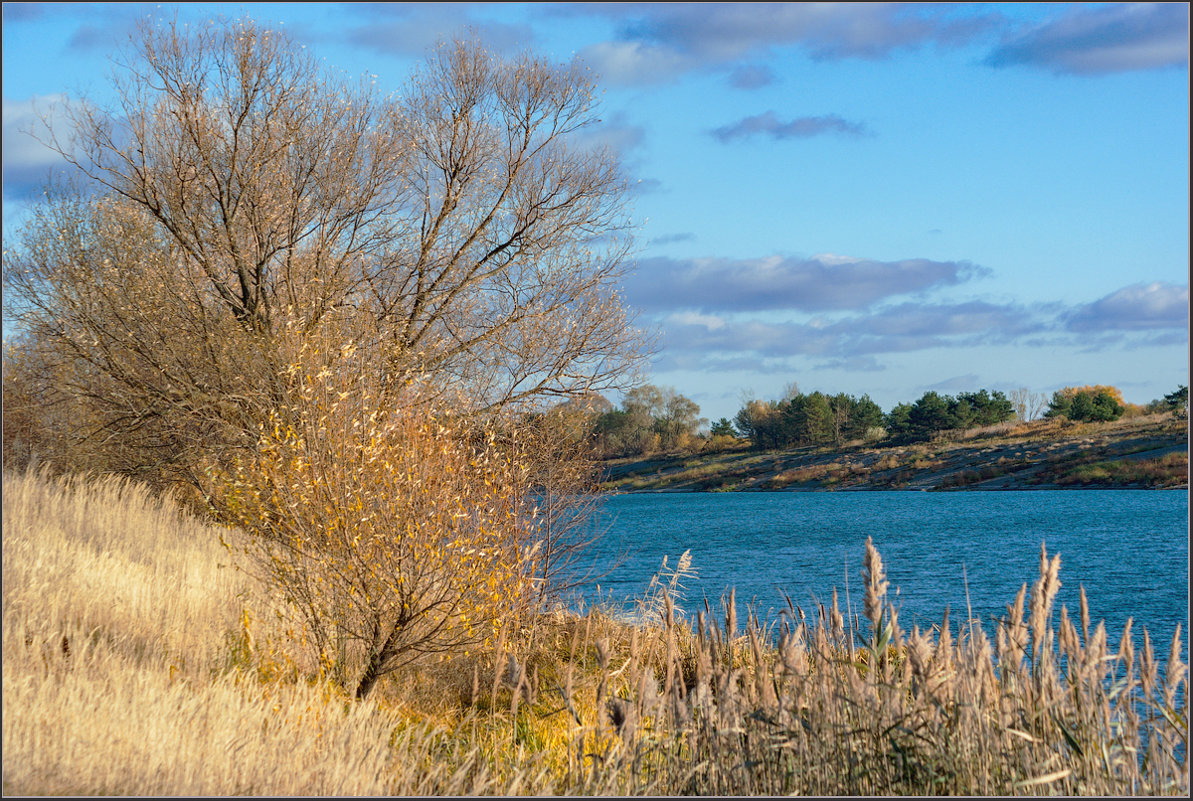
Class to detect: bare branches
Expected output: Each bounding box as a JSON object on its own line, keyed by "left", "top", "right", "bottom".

{"left": 6, "top": 19, "right": 647, "bottom": 486}
{"left": 379, "top": 39, "right": 646, "bottom": 407}
{"left": 16, "top": 20, "right": 645, "bottom": 434}
{"left": 47, "top": 18, "right": 413, "bottom": 334}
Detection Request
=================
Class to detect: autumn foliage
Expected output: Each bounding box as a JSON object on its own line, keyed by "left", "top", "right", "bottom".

{"left": 2, "top": 17, "right": 644, "bottom": 698}
{"left": 206, "top": 331, "right": 541, "bottom": 699}
{"left": 1051, "top": 384, "right": 1127, "bottom": 405}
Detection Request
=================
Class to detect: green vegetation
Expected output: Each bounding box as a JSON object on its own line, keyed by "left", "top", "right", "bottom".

{"left": 886, "top": 389, "right": 1017, "bottom": 441}
{"left": 569, "top": 381, "right": 1186, "bottom": 465}
{"left": 734, "top": 390, "right": 886, "bottom": 449}
{"left": 1149, "top": 385, "right": 1190, "bottom": 417}
{"left": 1166, "top": 385, "right": 1189, "bottom": 413}
{"left": 1045, "top": 385, "right": 1127, "bottom": 423}
{"left": 496, "top": 380, "right": 1187, "bottom": 466}
{"left": 709, "top": 417, "right": 736, "bottom": 437}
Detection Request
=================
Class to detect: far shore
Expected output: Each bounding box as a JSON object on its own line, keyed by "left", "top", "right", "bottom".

{"left": 599, "top": 412, "right": 1188, "bottom": 493}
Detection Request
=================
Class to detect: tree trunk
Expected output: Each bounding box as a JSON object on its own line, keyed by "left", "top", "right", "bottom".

{"left": 354, "top": 625, "right": 401, "bottom": 700}
{"left": 354, "top": 652, "right": 384, "bottom": 700}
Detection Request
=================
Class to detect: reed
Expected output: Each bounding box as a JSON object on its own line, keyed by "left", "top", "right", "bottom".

{"left": 4, "top": 469, "right": 1187, "bottom": 795}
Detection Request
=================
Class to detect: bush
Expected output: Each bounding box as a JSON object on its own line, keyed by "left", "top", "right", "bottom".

{"left": 863, "top": 426, "right": 888, "bottom": 444}
{"left": 207, "top": 339, "right": 540, "bottom": 699}
{"left": 704, "top": 433, "right": 741, "bottom": 452}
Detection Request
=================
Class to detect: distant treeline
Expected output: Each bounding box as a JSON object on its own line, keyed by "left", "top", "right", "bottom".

{"left": 571, "top": 382, "right": 1188, "bottom": 459}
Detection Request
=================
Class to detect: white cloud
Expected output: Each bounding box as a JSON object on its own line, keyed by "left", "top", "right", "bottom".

{"left": 666, "top": 311, "right": 726, "bottom": 331}
{"left": 711, "top": 111, "right": 870, "bottom": 142}
{"left": 577, "top": 40, "right": 695, "bottom": 85}
{"left": 625, "top": 254, "right": 985, "bottom": 312}
{"left": 1065, "top": 282, "right": 1189, "bottom": 331}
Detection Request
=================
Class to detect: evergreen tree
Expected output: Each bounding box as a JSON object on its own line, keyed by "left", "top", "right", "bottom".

{"left": 710, "top": 418, "right": 736, "bottom": 437}
{"left": 802, "top": 392, "right": 834, "bottom": 445}
{"left": 886, "top": 402, "right": 914, "bottom": 437}
{"left": 849, "top": 395, "right": 886, "bottom": 439}
{"left": 909, "top": 392, "right": 954, "bottom": 438}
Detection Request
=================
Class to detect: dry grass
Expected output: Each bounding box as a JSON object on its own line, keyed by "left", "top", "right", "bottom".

{"left": 544, "top": 543, "right": 1189, "bottom": 795}
{"left": 1, "top": 470, "right": 547, "bottom": 795}
{"left": 1051, "top": 453, "right": 1188, "bottom": 488}
{"left": 767, "top": 464, "right": 833, "bottom": 488}
{"left": 4, "top": 469, "right": 1188, "bottom": 795}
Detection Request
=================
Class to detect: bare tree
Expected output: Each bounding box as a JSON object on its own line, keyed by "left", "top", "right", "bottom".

{"left": 622, "top": 384, "right": 704, "bottom": 451}
{"left": 4, "top": 17, "right": 647, "bottom": 482}
{"left": 1028, "top": 390, "right": 1049, "bottom": 421}
{"left": 382, "top": 40, "right": 647, "bottom": 407}
{"left": 1009, "top": 387, "right": 1049, "bottom": 422}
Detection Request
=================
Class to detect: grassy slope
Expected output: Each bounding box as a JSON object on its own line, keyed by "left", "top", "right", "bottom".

{"left": 1, "top": 469, "right": 713, "bottom": 795}
{"left": 2, "top": 471, "right": 417, "bottom": 795}
{"left": 601, "top": 412, "right": 1189, "bottom": 493}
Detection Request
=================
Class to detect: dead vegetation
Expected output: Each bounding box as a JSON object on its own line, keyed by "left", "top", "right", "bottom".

{"left": 5, "top": 469, "right": 1187, "bottom": 795}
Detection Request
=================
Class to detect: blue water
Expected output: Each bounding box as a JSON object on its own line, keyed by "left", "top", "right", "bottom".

{"left": 571, "top": 490, "right": 1189, "bottom": 659}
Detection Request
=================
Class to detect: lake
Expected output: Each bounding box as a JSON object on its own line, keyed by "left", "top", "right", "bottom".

{"left": 571, "top": 490, "right": 1189, "bottom": 659}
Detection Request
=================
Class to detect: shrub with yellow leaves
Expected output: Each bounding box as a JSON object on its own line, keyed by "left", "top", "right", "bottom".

{"left": 207, "top": 333, "right": 542, "bottom": 700}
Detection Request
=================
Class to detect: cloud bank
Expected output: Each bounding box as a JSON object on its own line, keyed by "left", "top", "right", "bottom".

{"left": 986, "top": 3, "right": 1189, "bottom": 75}
{"left": 624, "top": 254, "right": 985, "bottom": 312}
{"left": 711, "top": 111, "right": 870, "bottom": 142}
{"left": 574, "top": 3, "right": 1002, "bottom": 85}
{"left": 626, "top": 251, "right": 1186, "bottom": 376}
{"left": 602, "top": 3, "right": 998, "bottom": 63}
{"left": 1065, "top": 282, "right": 1189, "bottom": 332}
{"left": 656, "top": 299, "right": 1046, "bottom": 361}
{"left": 569, "top": 2, "right": 1185, "bottom": 85}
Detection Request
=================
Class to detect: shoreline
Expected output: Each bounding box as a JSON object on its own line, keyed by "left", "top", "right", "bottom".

{"left": 599, "top": 413, "right": 1188, "bottom": 493}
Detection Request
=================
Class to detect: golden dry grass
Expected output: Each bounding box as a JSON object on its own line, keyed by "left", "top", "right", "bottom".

{"left": 3, "top": 468, "right": 1188, "bottom": 795}
{"left": 1, "top": 470, "right": 544, "bottom": 795}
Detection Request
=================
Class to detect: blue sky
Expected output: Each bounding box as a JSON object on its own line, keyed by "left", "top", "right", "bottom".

{"left": 3, "top": 2, "right": 1188, "bottom": 423}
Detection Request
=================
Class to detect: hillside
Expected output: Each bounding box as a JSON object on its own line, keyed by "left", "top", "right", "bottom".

{"left": 600, "top": 412, "right": 1189, "bottom": 492}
